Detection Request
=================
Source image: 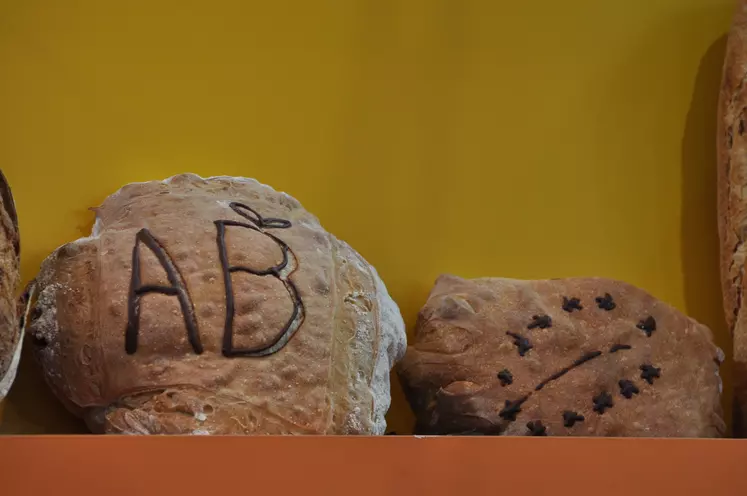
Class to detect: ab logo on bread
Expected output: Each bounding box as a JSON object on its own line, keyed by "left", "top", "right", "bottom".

{"left": 125, "top": 201, "right": 304, "bottom": 358}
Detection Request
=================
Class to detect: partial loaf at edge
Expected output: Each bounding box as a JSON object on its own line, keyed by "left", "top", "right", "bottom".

{"left": 718, "top": 0, "right": 747, "bottom": 436}
{"left": 0, "top": 170, "right": 20, "bottom": 402}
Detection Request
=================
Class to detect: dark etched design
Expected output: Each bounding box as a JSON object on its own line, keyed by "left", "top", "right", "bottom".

{"left": 526, "top": 420, "right": 547, "bottom": 436}
{"left": 563, "top": 411, "right": 585, "bottom": 428}
{"left": 124, "top": 203, "right": 303, "bottom": 358}
{"left": 592, "top": 391, "right": 614, "bottom": 414}
{"left": 527, "top": 314, "right": 552, "bottom": 329}
{"left": 618, "top": 379, "right": 640, "bottom": 399}
{"left": 499, "top": 396, "right": 529, "bottom": 421}
{"left": 125, "top": 228, "right": 202, "bottom": 355}
{"left": 741, "top": 118, "right": 745, "bottom": 136}
{"left": 216, "top": 202, "right": 304, "bottom": 357}
{"left": 497, "top": 369, "right": 513, "bottom": 386}
{"left": 640, "top": 364, "right": 661, "bottom": 385}
{"left": 636, "top": 316, "right": 656, "bottom": 337}
{"left": 506, "top": 331, "right": 533, "bottom": 356}
{"left": 595, "top": 293, "right": 616, "bottom": 311}
{"left": 609, "top": 344, "right": 632, "bottom": 353}
{"left": 229, "top": 202, "right": 292, "bottom": 229}
{"left": 535, "top": 351, "right": 602, "bottom": 391}
{"left": 562, "top": 297, "right": 583, "bottom": 313}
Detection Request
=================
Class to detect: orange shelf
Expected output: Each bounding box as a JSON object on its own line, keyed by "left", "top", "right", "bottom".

{"left": 1, "top": 436, "right": 745, "bottom": 495}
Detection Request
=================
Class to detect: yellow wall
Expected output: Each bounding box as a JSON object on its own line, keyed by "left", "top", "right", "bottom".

{"left": 0, "top": 0, "right": 737, "bottom": 433}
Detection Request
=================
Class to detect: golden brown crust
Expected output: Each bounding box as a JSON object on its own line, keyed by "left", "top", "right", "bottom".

{"left": 29, "top": 174, "right": 406, "bottom": 434}
{"left": 0, "top": 170, "right": 20, "bottom": 400}
{"left": 719, "top": 0, "right": 747, "bottom": 435}
{"left": 399, "top": 275, "right": 724, "bottom": 437}
{"left": 719, "top": 0, "right": 747, "bottom": 333}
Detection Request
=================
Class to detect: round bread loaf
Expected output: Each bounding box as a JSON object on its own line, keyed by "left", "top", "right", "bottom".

{"left": 27, "top": 174, "right": 406, "bottom": 434}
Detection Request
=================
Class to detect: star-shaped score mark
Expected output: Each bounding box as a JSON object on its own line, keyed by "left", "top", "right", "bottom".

{"left": 592, "top": 391, "right": 614, "bottom": 414}
{"left": 562, "top": 296, "right": 583, "bottom": 313}
{"left": 636, "top": 316, "right": 657, "bottom": 337}
{"left": 562, "top": 411, "right": 585, "bottom": 428}
{"left": 506, "top": 332, "right": 533, "bottom": 356}
{"left": 499, "top": 396, "right": 528, "bottom": 421}
{"left": 618, "top": 379, "right": 640, "bottom": 399}
{"left": 526, "top": 420, "right": 547, "bottom": 436}
{"left": 497, "top": 369, "right": 513, "bottom": 386}
{"left": 640, "top": 364, "right": 661, "bottom": 385}
{"left": 595, "top": 293, "right": 616, "bottom": 311}
{"left": 527, "top": 314, "right": 552, "bottom": 329}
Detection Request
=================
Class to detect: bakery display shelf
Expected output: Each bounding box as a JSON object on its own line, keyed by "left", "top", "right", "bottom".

{"left": 0, "top": 436, "right": 745, "bottom": 495}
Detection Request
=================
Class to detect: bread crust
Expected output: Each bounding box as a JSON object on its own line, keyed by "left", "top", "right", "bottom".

{"left": 28, "top": 174, "right": 405, "bottom": 434}
{"left": 0, "top": 170, "right": 20, "bottom": 401}
{"left": 719, "top": 0, "right": 747, "bottom": 435}
{"left": 399, "top": 275, "right": 724, "bottom": 437}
